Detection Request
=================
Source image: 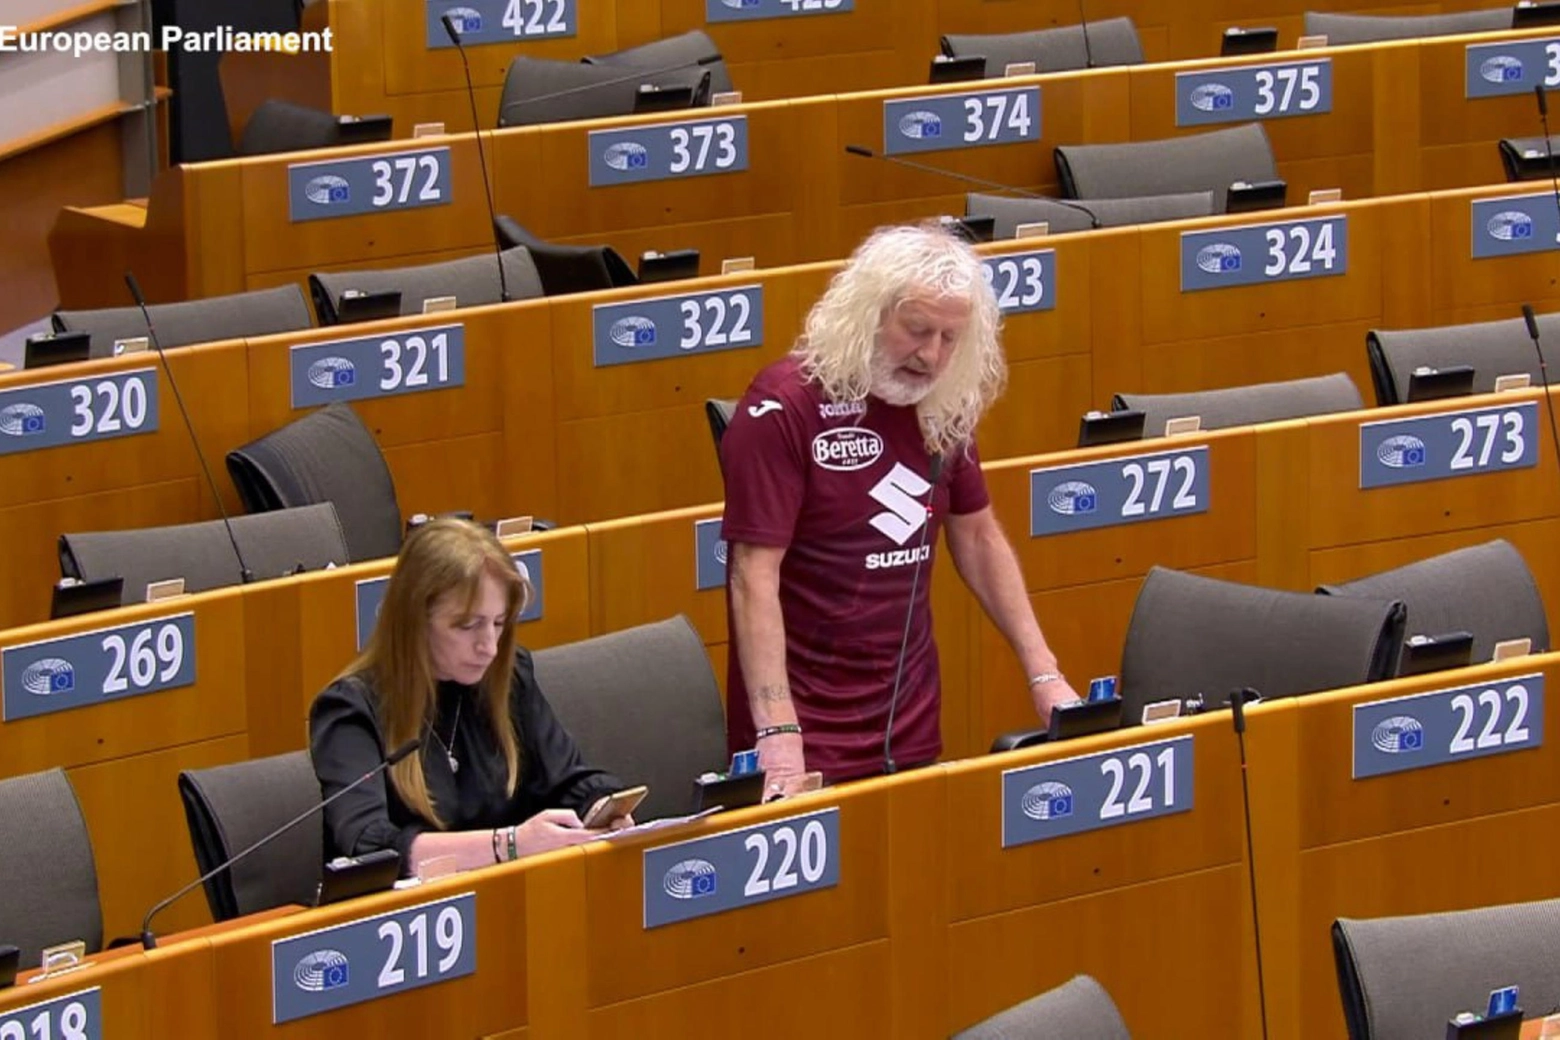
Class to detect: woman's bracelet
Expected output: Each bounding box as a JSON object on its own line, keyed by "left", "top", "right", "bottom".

{"left": 755, "top": 723, "right": 802, "bottom": 741}
{"left": 505, "top": 825, "right": 518, "bottom": 863}
{"left": 491, "top": 828, "right": 503, "bottom": 864}
{"left": 1027, "top": 671, "right": 1064, "bottom": 688}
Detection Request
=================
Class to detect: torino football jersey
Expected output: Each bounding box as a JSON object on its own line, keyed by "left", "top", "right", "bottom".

{"left": 720, "top": 356, "right": 990, "bottom": 783}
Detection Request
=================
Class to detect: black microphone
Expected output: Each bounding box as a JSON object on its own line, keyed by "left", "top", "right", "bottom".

{"left": 844, "top": 144, "right": 1102, "bottom": 230}
{"left": 140, "top": 737, "right": 419, "bottom": 948}
{"left": 1076, "top": 0, "right": 1096, "bottom": 69}
{"left": 1229, "top": 688, "right": 1271, "bottom": 1040}
{"left": 441, "top": 14, "right": 511, "bottom": 304}
{"left": 883, "top": 451, "right": 944, "bottom": 775}
{"left": 125, "top": 273, "right": 254, "bottom": 586}
{"left": 1519, "top": 304, "right": 1560, "bottom": 477}
{"left": 497, "top": 52, "right": 722, "bottom": 123}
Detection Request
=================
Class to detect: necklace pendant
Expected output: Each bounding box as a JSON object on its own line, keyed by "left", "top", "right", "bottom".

{"left": 447, "top": 753, "right": 459, "bottom": 774}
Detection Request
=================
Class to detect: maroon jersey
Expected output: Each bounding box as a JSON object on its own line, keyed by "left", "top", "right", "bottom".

{"left": 720, "top": 355, "right": 990, "bottom": 783}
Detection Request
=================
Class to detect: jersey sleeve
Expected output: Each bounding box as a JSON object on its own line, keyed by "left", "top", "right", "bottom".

{"left": 946, "top": 437, "right": 991, "bottom": 516}
{"left": 719, "top": 374, "right": 811, "bottom": 548}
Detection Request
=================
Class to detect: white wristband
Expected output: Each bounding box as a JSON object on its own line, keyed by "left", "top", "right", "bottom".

{"left": 1027, "top": 671, "right": 1063, "bottom": 688}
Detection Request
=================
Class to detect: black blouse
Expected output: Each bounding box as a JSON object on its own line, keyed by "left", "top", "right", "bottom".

{"left": 309, "top": 647, "right": 621, "bottom": 870}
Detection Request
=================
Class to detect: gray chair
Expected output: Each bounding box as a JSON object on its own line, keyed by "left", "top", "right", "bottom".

{"left": 954, "top": 975, "right": 1132, "bottom": 1040}
{"left": 497, "top": 55, "right": 711, "bottom": 128}
{"left": 178, "top": 751, "right": 324, "bottom": 922}
{"left": 236, "top": 99, "right": 339, "bottom": 156}
{"left": 227, "top": 403, "right": 402, "bottom": 563}
{"left": 1333, "top": 898, "right": 1560, "bottom": 1040}
{"left": 0, "top": 768, "right": 103, "bottom": 968}
{"left": 1053, "top": 123, "right": 1277, "bottom": 208}
{"left": 1319, "top": 540, "right": 1550, "bottom": 665}
{"left": 1112, "top": 373, "right": 1363, "bottom": 437}
{"left": 941, "top": 18, "right": 1144, "bottom": 76}
{"left": 705, "top": 397, "right": 737, "bottom": 473}
{"left": 533, "top": 615, "right": 726, "bottom": 822}
{"left": 1118, "top": 567, "right": 1405, "bottom": 725}
{"left": 585, "top": 29, "right": 734, "bottom": 95}
{"left": 58, "top": 501, "right": 350, "bottom": 602}
{"left": 1303, "top": 9, "right": 1511, "bottom": 46}
{"left": 1366, "top": 313, "right": 1557, "bottom": 405}
{"left": 309, "top": 246, "right": 545, "bottom": 324}
{"left": 1498, "top": 135, "right": 1560, "bottom": 182}
{"left": 52, "top": 284, "right": 312, "bottom": 358}
{"left": 967, "top": 191, "right": 1215, "bottom": 238}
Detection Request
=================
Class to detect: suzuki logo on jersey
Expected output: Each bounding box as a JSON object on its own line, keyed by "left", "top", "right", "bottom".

{"left": 868, "top": 463, "right": 931, "bottom": 547}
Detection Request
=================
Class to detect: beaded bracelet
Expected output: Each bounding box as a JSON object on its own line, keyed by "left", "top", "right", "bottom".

{"left": 755, "top": 723, "right": 802, "bottom": 740}
{"left": 505, "top": 825, "right": 518, "bottom": 862}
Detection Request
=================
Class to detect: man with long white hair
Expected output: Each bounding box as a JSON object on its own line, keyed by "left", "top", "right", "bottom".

{"left": 721, "top": 222, "right": 1079, "bottom": 793}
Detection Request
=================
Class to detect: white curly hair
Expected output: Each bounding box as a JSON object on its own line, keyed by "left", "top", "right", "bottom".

{"left": 793, "top": 222, "right": 1006, "bottom": 455}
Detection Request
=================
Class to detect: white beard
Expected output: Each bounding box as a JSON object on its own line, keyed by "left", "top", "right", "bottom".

{"left": 870, "top": 355, "right": 933, "bottom": 407}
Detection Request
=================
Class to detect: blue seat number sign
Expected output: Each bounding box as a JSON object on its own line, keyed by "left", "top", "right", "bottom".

{"left": 694, "top": 517, "right": 726, "bottom": 591}
{"left": 592, "top": 285, "right": 763, "bottom": 367}
{"left": 272, "top": 892, "right": 476, "bottom": 1024}
{"left": 1465, "top": 38, "right": 1560, "bottom": 98}
{"left": 982, "top": 249, "right": 1055, "bottom": 314}
{"left": 290, "top": 324, "right": 466, "bottom": 408}
{"left": 1002, "top": 734, "right": 1194, "bottom": 848}
{"left": 643, "top": 807, "right": 840, "bottom": 928}
{"left": 1471, "top": 193, "right": 1559, "bottom": 259}
{"left": 425, "top": 0, "right": 577, "bottom": 48}
{"left": 1181, "top": 215, "right": 1347, "bottom": 291}
{"left": 1358, "top": 401, "right": 1539, "bottom": 489}
{"left": 1176, "top": 59, "right": 1332, "bottom": 126}
{"left": 883, "top": 86, "right": 1041, "bottom": 156}
{"left": 706, "top": 0, "right": 852, "bottom": 22}
{"left": 1353, "top": 673, "right": 1545, "bottom": 779}
{"left": 588, "top": 117, "right": 749, "bottom": 187}
{"left": 0, "top": 368, "right": 159, "bottom": 457}
{"left": 0, "top": 988, "right": 101, "bottom": 1040}
{"left": 356, "top": 550, "right": 542, "bottom": 649}
{"left": 2, "top": 613, "right": 197, "bottom": 722}
{"left": 1030, "top": 446, "right": 1209, "bottom": 537}
{"left": 288, "top": 147, "right": 452, "bottom": 223}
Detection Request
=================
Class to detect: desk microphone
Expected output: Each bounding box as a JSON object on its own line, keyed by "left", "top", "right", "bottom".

{"left": 441, "top": 14, "right": 511, "bottom": 303}
{"left": 125, "top": 273, "right": 253, "bottom": 585}
{"left": 139, "top": 738, "right": 420, "bottom": 949}
{"left": 1229, "top": 688, "right": 1271, "bottom": 1040}
{"left": 497, "top": 52, "right": 722, "bottom": 124}
{"left": 843, "top": 145, "right": 1102, "bottom": 229}
{"left": 883, "top": 451, "right": 943, "bottom": 775}
{"left": 1077, "top": 0, "right": 1096, "bottom": 69}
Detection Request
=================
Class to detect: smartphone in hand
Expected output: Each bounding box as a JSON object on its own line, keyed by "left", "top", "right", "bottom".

{"left": 582, "top": 785, "right": 648, "bottom": 828}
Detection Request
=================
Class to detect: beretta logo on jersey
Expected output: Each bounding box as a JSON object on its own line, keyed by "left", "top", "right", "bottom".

{"left": 304, "top": 174, "right": 350, "bottom": 206}
{"left": 1189, "top": 83, "right": 1235, "bottom": 112}
{"left": 898, "top": 111, "right": 942, "bottom": 140}
{"left": 812, "top": 427, "right": 883, "bottom": 471}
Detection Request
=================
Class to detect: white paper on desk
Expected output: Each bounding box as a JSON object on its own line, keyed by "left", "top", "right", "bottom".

{"left": 600, "top": 807, "right": 723, "bottom": 840}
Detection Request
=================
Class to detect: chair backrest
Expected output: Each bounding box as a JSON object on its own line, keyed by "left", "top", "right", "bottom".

{"left": 1332, "top": 898, "right": 1560, "bottom": 1040}
{"left": 237, "top": 99, "right": 341, "bottom": 156}
{"left": 585, "top": 29, "right": 735, "bottom": 95}
{"left": 532, "top": 615, "right": 726, "bottom": 821}
{"left": 1053, "top": 123, "right": 1277, "bottom": 204}
{"left": 967, "top": 190, "right": 1215, "bottom": 238}
{"left": 705, "top": 397, "right": 737, "bottom": 472}
{"left": 178, "top": 751, "right": 324, "bottom": 922}
{"left": 1112, "top": 372, "right": 1362, "bottom": 436}
{"left": 226, "top": 403, "right": 403, "bottom": 563}
{"left": 1318, "top": 539, "right": 1550, "bottom": 664}
{"left": 1366, "top": 313, "right": 1557, "bottom": 404}
{"left": 1119, "top": 567, "right": 1405, "bottom": 724}
{"left": 941, "top": 18, "right": 1144, "bottom": 76}
{"left": 493, "top": 216, "right": 638, "bottom": 294}
{"left": 1496, "top": 135, "right": 1558, "bottom": 182}
{"left": 497, "top": 56, "right": 710, "bottom": 128}
{"left": 1303, "top": 9, "right": 1511, "bottom": 45}
{"left": 53, "top": 284, "right": 312, "bottom": 358}
{"left": 0, "top": 768, "right": 103, "bottom": 967}
{"left": 309, "top": 246, "right": 545, "bottom": 323}
{"left": 58, "top": 502, "right": 350, "bottom": 601}
{"left": 953, "top": 975, "right": 1133, "bottom": 1040}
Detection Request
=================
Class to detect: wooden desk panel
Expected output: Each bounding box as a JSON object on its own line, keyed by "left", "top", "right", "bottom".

{"left": 583, "top": 504, "right": 727, "bottom": 646}
{"left": 1303, "top": 392, "right": 1560, "bottom": 549}
{"left": 1428, "top": 185, "right": 1560, "bottom": 322}
{"left": 1293, "top": 659, "right": 1560, "bottom": 850}
{"left": 0, "top": 938, "right": 218, "bottom": 1039}
{"left": 979, "top": 353, "right": 1096, "bottom": 461}
{"left": 579, "top": 789, "right": 892, "bottom": 1006}
{"left": 0, "top": 592, "right": 249, "bottom": 777}
{"left": 1138, "top": 319, "right": 1380, "bottom": 402}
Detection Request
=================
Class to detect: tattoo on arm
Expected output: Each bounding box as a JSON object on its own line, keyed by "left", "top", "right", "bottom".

{"left": 754, "top": 684, "right": 791, "bottom": 704}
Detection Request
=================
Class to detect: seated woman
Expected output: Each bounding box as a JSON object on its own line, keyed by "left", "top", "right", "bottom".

{"left": 311, "top": 518, "right": 628, "bottom": 875}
